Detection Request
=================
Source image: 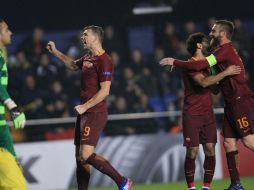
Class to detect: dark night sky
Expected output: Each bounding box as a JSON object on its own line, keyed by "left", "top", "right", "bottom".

{"left": 1, "top": 0, "right": 253, "bottom": 31}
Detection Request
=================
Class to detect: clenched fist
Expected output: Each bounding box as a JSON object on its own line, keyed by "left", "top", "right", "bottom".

{"left": 46, "top": 41, "right": 57, "bottom": 54}
{"left": 74, "top": 104, "right": 88, "bottom": 115}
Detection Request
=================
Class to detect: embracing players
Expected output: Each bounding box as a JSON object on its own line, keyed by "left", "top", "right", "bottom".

{"left": 160, "top": 20, "right": 254, "bottom": 190}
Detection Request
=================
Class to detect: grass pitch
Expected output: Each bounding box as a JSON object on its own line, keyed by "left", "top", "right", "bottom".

{"left": 78, "top": 177, "right": 254, "bottom": 190}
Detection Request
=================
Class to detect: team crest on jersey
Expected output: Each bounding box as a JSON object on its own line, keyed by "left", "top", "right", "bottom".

{"left": 185, "top": 137, "right": 191, "bottom": 142}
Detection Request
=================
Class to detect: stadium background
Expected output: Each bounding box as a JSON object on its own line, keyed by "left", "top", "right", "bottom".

{"left": 2, "top": 0, "right": 254, "bottom": 189}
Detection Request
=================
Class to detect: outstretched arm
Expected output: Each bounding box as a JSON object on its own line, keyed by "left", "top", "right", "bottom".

{"left": 46, "top": 41, "right": 78, "bottom": 71}
{"left": 160, "top": 55, "right": 217, "bottom": 71}
{"left": 193, "top": 65, "right": 241, "bottom": 88}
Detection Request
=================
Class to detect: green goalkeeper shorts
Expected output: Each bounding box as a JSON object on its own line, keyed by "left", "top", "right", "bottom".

{"left": 0, "top": 125, "right": 16, "bottom": 157}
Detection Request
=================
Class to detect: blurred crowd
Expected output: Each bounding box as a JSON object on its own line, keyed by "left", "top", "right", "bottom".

{"left": 7, "top": 18, "right": 254, "bottom": 141}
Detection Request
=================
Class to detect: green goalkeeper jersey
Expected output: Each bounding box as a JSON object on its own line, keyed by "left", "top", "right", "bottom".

{"left": 0, "top": 48, "right": 11, "bottom": 126}
{"left": 0, "top": 48, "right": 16, "bottom": 157}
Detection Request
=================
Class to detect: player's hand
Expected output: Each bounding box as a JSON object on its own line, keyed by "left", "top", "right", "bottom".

{"left": 46, "top": 41, "right": 57, "bottom": 54}
{"left": 224, "top": 65, "right": 241, "bottom": 76}
{"left": 10, "top": 107, "right": 26, "bottom": 129}
{"left": 159, "top": 57, "right": 175, "bottom": 66}
{"left": 74, "top": 104, "right": 88, "bottom": 115}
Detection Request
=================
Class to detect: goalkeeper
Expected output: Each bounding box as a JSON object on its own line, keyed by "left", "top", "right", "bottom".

{"left": 0, "top": 19, "right": 27, "bottom": 190}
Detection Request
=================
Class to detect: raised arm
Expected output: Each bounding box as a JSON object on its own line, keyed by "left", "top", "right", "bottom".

{"left": 193, "top": 65, "right": 241, "bottom": 88}
{"left": 46, "top": 41, "right": 78, "bottom": 71}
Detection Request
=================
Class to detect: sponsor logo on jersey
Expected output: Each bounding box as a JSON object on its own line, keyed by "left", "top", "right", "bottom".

{"left": 102, "top": 71, "right": 112, "bottom": 76}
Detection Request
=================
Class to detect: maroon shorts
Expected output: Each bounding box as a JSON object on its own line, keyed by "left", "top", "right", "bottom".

{"left": 222, "top": 96, "right": 254, "bottom": 138}
{"left": 183, "top": 112, "right": 217, "bottom": 147}
{"left": 74, "top": 112, "right": 108, "bottom": 146}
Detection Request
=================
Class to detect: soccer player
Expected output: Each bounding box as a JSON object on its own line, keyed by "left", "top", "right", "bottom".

{"left": 0, "top": 19, "right": 27, "bottom": 190}
{"left": 47, "top": 25, "right": 132, "bottom": 190}
{"left": 160, "top": 20, "right": 254, "bottom": 190}
{"left": 0, "top": 147, "right": 27, "bottom": 189}
{"left": 167, "top": 32, "right": 240, "bottom": 190}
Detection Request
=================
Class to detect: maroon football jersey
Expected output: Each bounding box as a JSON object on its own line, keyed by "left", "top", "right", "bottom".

{"left": 183, "top": 59, "right": 213, "bottom": 115}
{"left": 212, "top": 42, "right": 253, "bottom": 104}
{"left": 174, "top": 42, "right": 254, "bottom": 104}
{"left": 75, "top": 52, "right": 113, "bottom": 112}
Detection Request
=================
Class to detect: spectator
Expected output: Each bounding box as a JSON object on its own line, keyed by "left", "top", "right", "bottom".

{"left": 129, "top": 48, "right": 146, "bottom": 74}
{"left": 138, "top": 67, "right": 159, "bottom": 97}
{"left": 18, "top": 27, "right": 47, "bottom": 63}
{"left": 36, "top": 53, "right": 58, "bottom": 89}
{"left": 157, "top": 22, "right": 180, "bottom": 56}
{"left": 20, "top": 75, "right": 44, "bottom": 119}
{"left": 44, "top": 80, "right": 69, "bottom": 118}
{"left": 103, "top": 25, "right": 125, "bottom": 55}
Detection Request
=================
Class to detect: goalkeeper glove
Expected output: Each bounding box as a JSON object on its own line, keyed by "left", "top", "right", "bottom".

{"left": 10, "top": 107, "right": 26, "bottom": 129}
{"left": 4, "top": 99, "right": 26, "bottom": 129}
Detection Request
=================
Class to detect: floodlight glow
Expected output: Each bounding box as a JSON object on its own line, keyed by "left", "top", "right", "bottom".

{"left": 133, "top": 6, "right": 173, "bottom": 15}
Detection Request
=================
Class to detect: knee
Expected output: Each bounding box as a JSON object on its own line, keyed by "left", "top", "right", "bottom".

{"left": 223, "top": 140, "right": 237, "bottom": 152}
{"left": 79, "top": 152, "right": 93, "bottom": 164}
{"left": 77, "top": 145, "right": 95, "bottom": 164}
{"left": 204, "top": 144, "right": 215, "bottom": 156}
{"left": 76, "top": 150, "right": 93, "bottom": 164}
{"left": 242, "top": 139, "right": 254, "bottom": 151}
{"left": 186, "top": 147, "right": 199, "bottom": 159}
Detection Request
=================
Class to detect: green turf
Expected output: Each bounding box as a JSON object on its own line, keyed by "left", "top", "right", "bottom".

{"left": 69, "top": 177, "right": 254, "bottom": 190}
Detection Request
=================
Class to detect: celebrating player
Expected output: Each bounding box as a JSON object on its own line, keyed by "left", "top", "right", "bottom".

{"left": 160, "top": 20, "right": 254, "bottom": 190}
{"left": 47, "top": 25, "right": 132, "bottom": 190}
{"left": 180, "top": 32, "right": 240, "bottom": 190}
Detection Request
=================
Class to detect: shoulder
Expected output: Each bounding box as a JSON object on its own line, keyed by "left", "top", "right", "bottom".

{"left": 100, "top": 52, "right": 112, "bottom": 62}
{"left": 185, "top": 59, "right": 202, "bottom": 76}
{"left": 214, "top": 42, "right": 232, "bottom": 54}
{"left": 98, "top": 53, "right": 113, "bottom": 66}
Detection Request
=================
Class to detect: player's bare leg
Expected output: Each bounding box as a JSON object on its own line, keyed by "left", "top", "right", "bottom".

{"left": 242, "top": 134, "right": 254, "bottom": 151}
{"left": 185, "top": 146, "right": 199, "bottom": 190}
{"left": 79, "top": 144, "right": 132, "bottom": 190}
{"left": 202, "top": 143, "right": 216, "bottom": 190}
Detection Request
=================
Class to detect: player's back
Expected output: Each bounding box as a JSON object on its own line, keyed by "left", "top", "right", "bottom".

{"left": 213, "top": 42, "right": 253, "bottom": 104}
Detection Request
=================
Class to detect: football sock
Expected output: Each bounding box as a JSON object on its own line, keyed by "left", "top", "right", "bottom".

{"left": 185, "top": 157, "right": 195, "bottom": 188}
{"left": 202, "top": 183, "right": 210, "bottom": 189}
{"left": 187, "top": 182, "right": 196, "bottom": 189}
{"left": 76, "top": 160, "right": 90, "bottom": 190}
{"left": 203, "top": 155, "right": 215, "bottom": 186}
{"left": 86, "top": 153, "right": 124, "bottom": 187}
{"left": 226, "top": 150, "right": 240, "bottom": 184}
